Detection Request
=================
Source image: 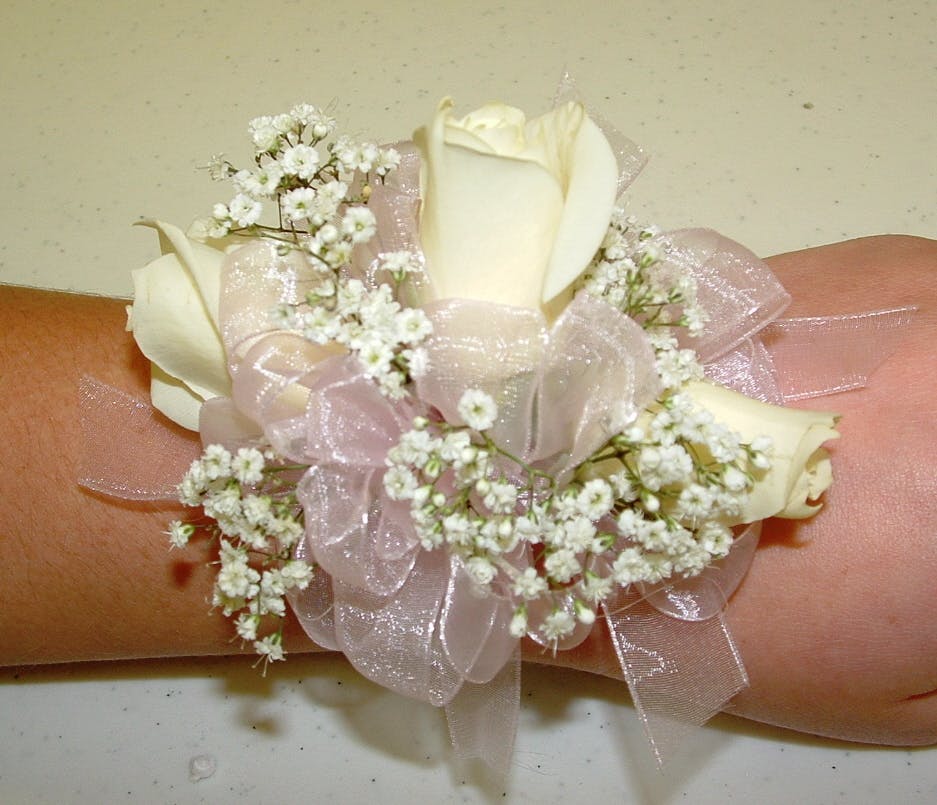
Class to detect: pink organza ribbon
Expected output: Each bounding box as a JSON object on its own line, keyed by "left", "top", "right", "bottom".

{"left": 79, "top": 136, "right": 916, "bottom": 772}
{"left": 79, "top": 377, "right": 201, "bottom": 498}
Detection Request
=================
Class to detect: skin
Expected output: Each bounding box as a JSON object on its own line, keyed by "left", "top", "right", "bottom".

{"left": 0, "top": 235, "right": 934, "bottom": 746}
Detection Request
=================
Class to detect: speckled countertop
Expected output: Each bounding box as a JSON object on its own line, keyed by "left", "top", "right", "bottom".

{"left": 1, "top": 1, "right": 935, "bottom": 802}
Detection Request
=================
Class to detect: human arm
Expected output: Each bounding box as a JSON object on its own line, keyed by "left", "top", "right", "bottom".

{"left": 1, "top": 236, "right": 934, "bottom": 744}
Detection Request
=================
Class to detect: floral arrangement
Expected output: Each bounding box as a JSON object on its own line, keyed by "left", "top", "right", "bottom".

{"left": 122, "top": 93, "right": 844, "bottom": 769}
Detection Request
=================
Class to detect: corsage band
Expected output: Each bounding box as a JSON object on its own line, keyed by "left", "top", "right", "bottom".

{"left": 80, "top": 86, "right": 913, "bottom": 772}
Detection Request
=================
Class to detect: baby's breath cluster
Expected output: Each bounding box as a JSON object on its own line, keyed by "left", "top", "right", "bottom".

{"left": 582, "top": 211, "right": 709, "bottom": 392}
{"left": 384, "top": 381, "right": 771, "bottom": 645}
{"left": 204, "top": 103, "right": 400, "bottom": 242}
{"left": 202, "top": 103, "right": 429, "bottom": 398}
{"left": 169, "top": 444, "right": 313, "bottom": 668}
{"left": 272, "top": 250, "right": 430, "bottom": 398}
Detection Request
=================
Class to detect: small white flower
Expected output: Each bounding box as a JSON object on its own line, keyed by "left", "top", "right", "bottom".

{"left": 634, "top": 518, "right": 670, "bottom": 552}
{"left": 544, "top": 548, "right": 580, "bottom": 583}
{"left": 357, "top": 337, "right": 394, "bottom": 378}
{"left": 697, "top": 521, "right": 733, "bottom": 556}
{"left": 167, "top": 520, "right": 194, "bottom": 548}
{"left": 258, "top": 592, "right": 286, "bottom": 617}
{"left": 217, "top": 557, "right": 260, "bottom": 600}
{"left": 383, "top": 465, "right": 419, "bottom": 500}
{"left": 465, "top": 556, "right": 497, "bottom": 587}
{"left": 272, "top": 113, "right": 295, "bottom": 135}
{"left": 281, "top": 187, "right": 317, "bottom": 222}
{"left": 341, "top": 206, "right": 377, "bottom": 244}
{"left": 280, "top": 144, "right": 321, "bottom": 180}
{"left": 608, "top": 470, "right": 638, "bottom": 502}
{"left": 333, "top": 138, "right": 379, "bottom": 172}
{"left": 288, "top": 103, "right": 320, "bottom": 127}
{"left": 509, "top": 609, "right": 528, "bottom": 639}
{"left": 204, "top": 153, "right": 232, "bottom": 181}
{"left": 642, "top": 552, "right": 674, "bottom": 583}
{"left": 611, "top": 547, "right": 651, "bottom": 585}
{"left": 442, "top": 512, "right": 475, "bottom": 546}
{"left": 580, "top": 571, "right": 614, "bottom": 604}
{"left": 576, "top": 479, "right": 613, "bottom": 519}
{"left": 512, "top": 566, "right": 548, "bottom": 600}
{"left": 235, "top": 613, "right": 259, "bottom": 642}
{"left": 749, "top": 435, "right": 773, "bottom": 470}
{"left": 269, "top": 517, "right": 304, "bottom": 550}
{"left": 323, "top": 240, "right": 354, "bottom": 268}
{"left": 560, "top": 516, "right": 597, "bottom": 552}
{"left": 232, "top": 447, "right": 265, "bottom": 485}
{"left": 722, "top": 466, "right": 749, "bottom": 493}
{"left": 704, "top": 422, "right": 744, "bottom": 464}
{"left": 203, "top": 485, "right": 242, "bottom": 520}
{"left": 235, "top": 165, "right": 283, "bottom": 197}
{"left": 394, "top": 308, "right": 432, "bottom": 345}
{"left": 638, "top": 243, "right": 660, "bottom": 267}
{"left": 260, "top": 568, "right": 287, "bottom": 598}
{"left": 178, "top": 467, "right": 207, "bottom": 506}
{"left": 308, "top": 110, "right": 336, "bottom": 139}
{"left": 281, "top": 560, "right": 314, "bottom": 589}
{"left": 254, "top": 634, "right": 285, "bottom": 663}
{"left": 574, "top": 600, "right": 596, "bottom": 625}
{"left": 228, "top": 193, "right": 263, "bottom": 228}
{"left": 674, "top": 483, "right": 715, "bottom": 521}
{"left": 374, "top": 147, "right": 401, "bottom": 176}
{"left": 483, "top": 480, "right": 518, "bottom": 515}
{"left": 672, "top": 543, "right": 711, "bottom": 576}
{"left": 201, "top": 444, "right": 232, "bottom": 480}
{"left": 211, "top": 588, "right": 245, "bottom": 618}
{"left": 381, "top": 250, "right": 420, "bottom": 276}
{"left": 318, "top": 179, "right": 348, "bottom": 204}
{"left": 438, "top": 431, "right": 470, "bottom": 461}
{"left": 514, "top": 511, "right": 546, "bottom": 545}
{"left": 248, "top": 115, "right": 280, "bottom": 153}
{"left": 541, "top": 610, "right": 576, "bottom": 641}
{"left": 457, "top": 389, "right": 498, "bottom": 431}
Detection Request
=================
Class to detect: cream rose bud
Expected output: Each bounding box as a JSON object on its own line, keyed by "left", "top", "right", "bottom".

{"left": 684, "top": 380, "right": 840, "bottom": 523}
{"left": 128, "top": 220, "right": 231, "bottom": 431}
{"left": 414, "top": 97, "right": 618, "bottom": 314}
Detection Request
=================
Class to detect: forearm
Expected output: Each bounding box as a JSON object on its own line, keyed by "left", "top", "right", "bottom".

{"left": 1, "top": 236, "right": 934, "bottom": 747}
{"left": 0, "top": 287, "right": 310, "bottom": 663}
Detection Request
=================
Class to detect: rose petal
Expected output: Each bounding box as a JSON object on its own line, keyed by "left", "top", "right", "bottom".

{"left": 130, "top": 230, "right": 231, "bottom": 423}
{"left": 416, "top": 99, "right": 566, "bottom": 312}
{"left": 148, "top": 364, "right": 206, "bottom": 432}
{"left": 540, "top": 104, "right": 619, "bottom": 304}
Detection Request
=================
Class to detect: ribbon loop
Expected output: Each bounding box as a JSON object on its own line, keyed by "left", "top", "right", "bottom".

{"left": 603, "top": 588, "right": 748, "bottom": 765}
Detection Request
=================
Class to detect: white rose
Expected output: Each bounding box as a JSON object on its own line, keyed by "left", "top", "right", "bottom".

{"left": 128, "top": 220, "right": 230, "bottom": 431}
{"left": 684, "top": 380, "right": 840, "bottom": 522}
{"left": 414, "top": 97, "right": 618, "bottom": 315}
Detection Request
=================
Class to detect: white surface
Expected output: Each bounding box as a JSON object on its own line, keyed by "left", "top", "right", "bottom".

{"left": 1, "top": 1, "right": 935, "bottom": 802}
{"left": 4, "top": 656, "right": 936, "bottom": 804}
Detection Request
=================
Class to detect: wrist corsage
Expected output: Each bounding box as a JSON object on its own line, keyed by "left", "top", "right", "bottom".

{"left": 81, "top": 85, "right": 913, "bottom": 773}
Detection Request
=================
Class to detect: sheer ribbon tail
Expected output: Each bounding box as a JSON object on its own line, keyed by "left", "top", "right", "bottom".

{"left": 603, "top": 589, "right": 748, "bottom": 765}
{"left": 78, "top": 375, "right": 200, "bottom": 500}
{"left": 445, "top": 650, "right": 521, "bottom": 775}
{"left": 552, "top": 73, "right": 647, "bottom": 197}
{"left": 762, "top": 306, "right": 917, "bottom": 401}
